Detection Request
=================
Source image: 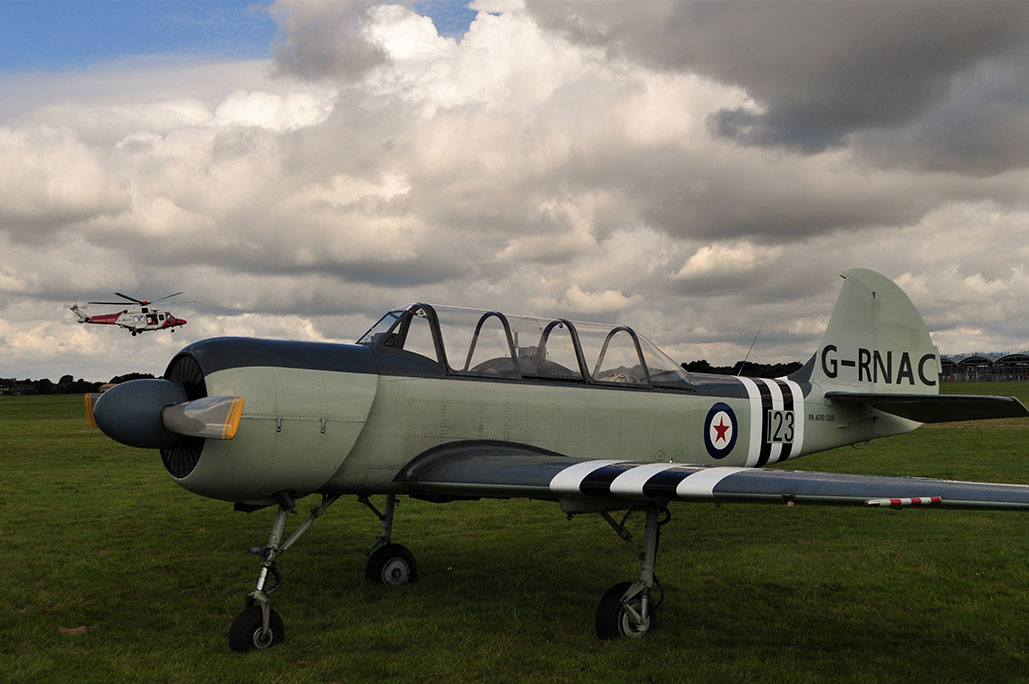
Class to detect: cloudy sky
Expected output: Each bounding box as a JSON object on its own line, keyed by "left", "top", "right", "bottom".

{"left": 2, "top": 0, "right": 1028, "bottom": 382}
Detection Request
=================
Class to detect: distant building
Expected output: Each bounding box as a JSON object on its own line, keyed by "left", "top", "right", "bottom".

{"left": 941, "top": 352, "right": 1029, "bottom": 382}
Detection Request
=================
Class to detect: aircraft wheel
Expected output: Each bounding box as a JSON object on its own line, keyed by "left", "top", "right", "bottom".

{"left": 595, "top": 581, "right": 656, "bottom": 639}
{"left": 365, "top": 543, "right": 418, "bottom": 587}
{"left": 228, "top": 605, "right": 284, "bottom": 652}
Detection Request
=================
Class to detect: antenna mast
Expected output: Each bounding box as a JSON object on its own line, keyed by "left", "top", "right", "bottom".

{"left": 735, "top": 312, "right": 768, "bottom": 377}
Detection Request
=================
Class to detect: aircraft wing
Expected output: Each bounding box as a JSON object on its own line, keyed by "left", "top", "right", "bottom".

{"left": 394, "top": 441, "right": 1029, "bottom": 511}
{"left": 824, "top": 392, "right": 1029, "bottom": 423}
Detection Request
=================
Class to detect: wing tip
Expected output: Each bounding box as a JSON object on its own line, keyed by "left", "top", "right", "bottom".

{"left": 865, "top": 496, "right": 942, "bottom": 508}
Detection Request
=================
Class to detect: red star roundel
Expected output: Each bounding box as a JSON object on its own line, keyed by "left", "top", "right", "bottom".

{"left": 704, "top": 402, "right": 738, "bottom": 460}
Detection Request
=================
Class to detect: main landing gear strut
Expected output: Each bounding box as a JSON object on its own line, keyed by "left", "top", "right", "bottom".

{"left": 593, "top": 503, "right": 670, "bottom": 639}
{"left": 228, "top": 492, "right": 418, "bottom": 653}
{"left": 359, "top": 494, "right": 419, "bottom": 586}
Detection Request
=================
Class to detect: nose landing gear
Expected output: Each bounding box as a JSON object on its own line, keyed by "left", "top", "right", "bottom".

{"left": 229, "top": 604, "right": 285, "bottom": 651}
{"left": 228, "top": 492, "right": 339, "bottom": 653}
{"left": 227, "top": 492, "right": 418, "bottom": 652}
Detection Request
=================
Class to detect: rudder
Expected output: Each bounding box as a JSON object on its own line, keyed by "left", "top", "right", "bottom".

{"left": 800, "top": 269, "right": 940, "bottom": 395}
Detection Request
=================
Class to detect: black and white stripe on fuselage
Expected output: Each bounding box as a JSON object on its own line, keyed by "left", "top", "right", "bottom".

{"left": 546, "top": 378, "right": 811, "bottom": 502}
{"left": 737, "top": 377, "right": 806, "bottom": 466}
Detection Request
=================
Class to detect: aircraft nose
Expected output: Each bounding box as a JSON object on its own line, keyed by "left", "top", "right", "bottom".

{"left": 92, "top": 379, "right": 187, "bottom": 449}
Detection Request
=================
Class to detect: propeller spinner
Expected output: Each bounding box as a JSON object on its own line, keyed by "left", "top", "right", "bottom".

{"left": 88, "top": 380, "right": 244, "bottom": 449}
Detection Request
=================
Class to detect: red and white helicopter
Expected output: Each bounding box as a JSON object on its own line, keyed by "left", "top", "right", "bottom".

{"left": 70, "top": 292, "right": 188, "bottom": 336}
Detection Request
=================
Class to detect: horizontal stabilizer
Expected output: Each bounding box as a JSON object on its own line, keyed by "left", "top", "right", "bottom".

{"left": 824, "top": 392, "right": 1029, "bottom": 423}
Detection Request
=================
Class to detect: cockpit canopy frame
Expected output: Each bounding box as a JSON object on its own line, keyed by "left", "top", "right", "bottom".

{"left": 357, "top": 303, "right": 693, "bottom": 390}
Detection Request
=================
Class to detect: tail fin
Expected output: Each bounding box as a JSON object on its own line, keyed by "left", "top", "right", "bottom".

{"left": 69, "top": 300, "right": 89, "bottom": 323}
{"left": 797, "top": 269, "right": 940, "bottom": 395}
{"left": 797, "top": 269, "right": 1029, "bottom": 424}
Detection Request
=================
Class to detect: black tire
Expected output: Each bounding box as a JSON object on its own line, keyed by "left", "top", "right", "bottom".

{"left": 365, "top": 543, "right": 418, "bottom": 586}
{"left": 228, "top": 605, "right": 284, "bottom": 652}
{"left": 595, "top": 581, "right": 656, "bottom": 639}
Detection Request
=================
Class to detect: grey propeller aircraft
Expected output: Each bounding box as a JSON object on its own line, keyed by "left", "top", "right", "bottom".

{"left": 86, "top": 268, "right": 1029, "bottom": 651}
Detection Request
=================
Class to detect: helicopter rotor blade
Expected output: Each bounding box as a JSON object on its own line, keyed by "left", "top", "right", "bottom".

{"left": 154, "top": 292, "right": 184, "bottom": 302}
{"left": 88, "top": 291, "right": 188, "bottom": 306}
{"left": 115, "top": 292, "right": 146, "bottom": 304}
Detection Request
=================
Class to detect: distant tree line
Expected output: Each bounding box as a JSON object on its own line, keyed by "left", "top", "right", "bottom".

{"left": 0, "top": 373, "right": 155, "bottom": 396}
{"left": 682, "top": 360, "right": 804, "bottom": 378}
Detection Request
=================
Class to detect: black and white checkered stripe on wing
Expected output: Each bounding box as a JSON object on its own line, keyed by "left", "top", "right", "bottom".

{"left": 548, "top": 459, "right": 626, "bottom": 497}
{"left": 549, "top": 460, "right": 746, "bottom": 501}
{"left": 547, "top": 458, "right": 1029, "bottom": 508}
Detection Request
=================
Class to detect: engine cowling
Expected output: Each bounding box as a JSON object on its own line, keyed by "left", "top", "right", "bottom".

{"left": 94, "top": 337, "right": 379, "bottom": 506}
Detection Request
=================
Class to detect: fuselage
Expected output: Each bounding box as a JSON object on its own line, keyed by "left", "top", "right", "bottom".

{"left": 165, "top": 337, "right": 919, "bottom": 506}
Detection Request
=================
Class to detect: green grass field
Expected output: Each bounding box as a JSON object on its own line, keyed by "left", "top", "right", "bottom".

{"left": 2, "top": 384, "right": 1027, "bottom": 683}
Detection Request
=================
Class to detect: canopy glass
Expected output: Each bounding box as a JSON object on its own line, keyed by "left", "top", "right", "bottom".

{"left": 358, "top": 304, "right": 693, "bottom": 389}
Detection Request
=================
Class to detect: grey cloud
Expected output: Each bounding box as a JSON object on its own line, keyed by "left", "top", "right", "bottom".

{"left": 851, "top": 47, "right": 1029, "bottom": 176}
{"left": 673, "top": 261, "right": 825, "bottom": 305}
{"left": 543, "top": 143, "right": 939, "bottom": 243}
{"left": 271, "top": 0, "right": 391, "bottom": 80}
{"left": 526, "top": 1, "right": 1029, "bottom": 170}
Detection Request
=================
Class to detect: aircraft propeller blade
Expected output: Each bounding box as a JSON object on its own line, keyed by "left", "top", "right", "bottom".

{"left": 162, "top": 396, "right": 245, "bottom": 440}
{"left": 153, "top": 292, "right": 184, "bottom": 302}
{"left": 84, "top": 393, "right": 100, "bottom": 428}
